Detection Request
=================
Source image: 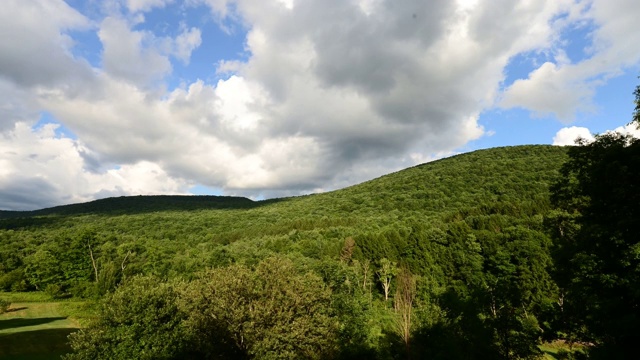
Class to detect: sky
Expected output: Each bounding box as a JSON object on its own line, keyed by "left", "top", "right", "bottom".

{"left": 1, "top": 0, "right": 640, "bottom": 211}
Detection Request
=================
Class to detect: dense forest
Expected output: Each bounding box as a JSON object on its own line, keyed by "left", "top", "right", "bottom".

{"left": 1, "top": 109, "right": 639, "bottom": 359}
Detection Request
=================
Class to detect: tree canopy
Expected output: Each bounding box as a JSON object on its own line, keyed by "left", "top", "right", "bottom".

{"left": 545, "top": 82, "right": 640, "bottom": 358}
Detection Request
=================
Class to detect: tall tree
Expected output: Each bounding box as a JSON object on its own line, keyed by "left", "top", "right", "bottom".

{"left": 394, "top": 266, "right": 416, "bottom": 358}
{"left": 633, "top": 80, "right": 640, "bottom": 125}
{"left": 377, "top": 258, "right": 396, "bottom": 302}
{"left": 551, "top": 105, "right": 640, "bottom": 357}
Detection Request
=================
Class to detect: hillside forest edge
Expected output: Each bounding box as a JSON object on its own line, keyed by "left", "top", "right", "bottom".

{"left": 0, "top": 83, "right": 639, "bottom": 359}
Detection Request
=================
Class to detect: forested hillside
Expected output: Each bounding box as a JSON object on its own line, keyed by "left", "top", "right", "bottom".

{"left": 0, "top": 195, "right": 257, "bottom": 218}
{"left": 1, "top": 145, "right": 570, "bottom": 359}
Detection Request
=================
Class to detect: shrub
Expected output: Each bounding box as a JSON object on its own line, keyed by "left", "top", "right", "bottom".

{"left": 45, "top": 283, "right": 67, "bottom": 299}
{"left": 0, "top": 298, "right": 10, "bottom": 314}
{"left": 65, "top": 276, "right": 189, "bottom": 360}
{"left": 0, "top": 269, "right": 28, "bottom": 291}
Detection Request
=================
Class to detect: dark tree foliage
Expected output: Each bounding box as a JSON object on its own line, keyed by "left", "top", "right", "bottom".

{"left": 551, "top": 129, "right": 640, "bottom": 358}
{"left": 418, "top": 226, "right": 551, "bottom": 360}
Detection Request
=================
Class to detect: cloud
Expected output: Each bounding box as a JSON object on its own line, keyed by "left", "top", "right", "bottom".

{"left": 501, "top": 62, "right": 598, "bottom": 121}
{"left": 99, "top": 17, "right": 202, "bottom": 85}
{"left": 611, "top": 123, "right": 640, "bottom": 138}
{"left": 2, "top": 0, "right": 640, "bottom": 210}
{"left": 501, "top": 0, "right": 640, "bottom": 120}
{"left": 552, "top": 126, "right": 594, "bottom": 145}
{"left": 126, "top": 0, "right": 174, "bottom": 13}
{"left": 0, "top": 177, "right": 61, "bottom": 212}
{"left": 552, "top": 123, "right": 640, "bottom": 146}
{"left": 0, "top": 79, "right": 40, "bottom": 132}
{"left": 0, "top": 0, "right": 94, "bottom": 88}
{"left": 174, "top": 27, "right": 203, "bottom": 64}
{"left": 99, "top": 16, "right": 171, "bottom": 85}
{"left": 0, "top": 122, "right": 190, "bottom": 210}
{"left": 0, "top": 0, "right": 97, "bottom": 132}
{"left": 184, "top": 0, "right": 577, "bottom": 191}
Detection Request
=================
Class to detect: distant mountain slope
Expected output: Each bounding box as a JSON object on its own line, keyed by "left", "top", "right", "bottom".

{"left": 275, "top": 145, "right": 568, "bottom": 222}
{"left": 0, "top": 145, "right": 567, "bottom": 222}
{"left": 0, "top": 195, "right": 256, "bottom": 218}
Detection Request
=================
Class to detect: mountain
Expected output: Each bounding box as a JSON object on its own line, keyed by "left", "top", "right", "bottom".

{"left": 2, "top": 144, "right": 566, "bottom": 218}
{"left": 0, "top": 144, "right": 568, "bottom": 272}
{"left": 0, "top": 195, "right": 256, "bottom": 218}
{"left": 0, "top": 144, "right": 571, "bottom": 359}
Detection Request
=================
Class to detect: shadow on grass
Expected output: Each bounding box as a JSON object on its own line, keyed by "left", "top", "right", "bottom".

{"left": 0, "top": 327, "right": 78, "bottom": 359}
{"left": 0, "top": 317, "right": 68, "bottom": 331}
{"left": 6, "top": 307, "right": 28, "bottom": 312}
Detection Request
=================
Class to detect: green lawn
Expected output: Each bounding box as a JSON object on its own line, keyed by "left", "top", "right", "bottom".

{"left": 0, "top": 299, "right": 86, "bottom": 360}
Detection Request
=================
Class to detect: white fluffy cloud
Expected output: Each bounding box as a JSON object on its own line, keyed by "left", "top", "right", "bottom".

{"left": 98, "top": 17, "right": 202, "bottom": 86}
{"left": 99, "top": 17, "right": 172, "bottom": 85}
{"left": 552, "top": 123, "right": 640, "bottom": 145}
{"left": 0, "top": 122, "right": 189, "bottom": 210}
{"left": 126, "top": 0, "right": 174, "bottom": 13}
{"left": 612, "top": 123, "right": 640, "bottom": 138}
{"left": 501, "top": 0, "right": 640, "bottom": 120}
{"left": 174, "top": 27, "right": 203, "bottom": 64}
{"left": 0, "top": 0, "right": 93, "bottom": 88}
{"left": 552, "top": 126, "right": 595, "bottom": 145}
{"left": 0, "top": 0, "right": 94, "bottom": 133}
{"left": 1, "top": 0, "right": 640, "bottom": 210}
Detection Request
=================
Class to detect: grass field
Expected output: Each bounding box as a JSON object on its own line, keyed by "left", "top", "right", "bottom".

{"left": 0, "top": 293, "right": 90, "bottom": 360}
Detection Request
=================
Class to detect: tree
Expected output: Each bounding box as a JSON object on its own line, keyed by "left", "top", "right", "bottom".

{"left": 360, "top": 259, "right": 371, "bottom": 291}
{"left": 0, "top": 298, "right": 10, "bottom": 314}
{"left": 182, "top": 256, "right": 338, "bottom": 359}
{"left": 377, "top": 258, "right": 397, "bottom": 302}
{"left": 340, "top": 237, "right": 356, "bottom": 263}
{"left": 477, "top": 227, "right": 551, "bottom": 360}
{"left": 23, "top": 249, "right": 61, "bottom": 290}
{"left": 633, "top": 80, "right": 640, "bottom": 125}
{"left": 65, "top": 276, "right": 190, "bottom": 360}
{"left": 551, "top": 129, "right": 640, "bottom": 358}
{"left": 394, "top": 266, "right": 416, "bottom": 358}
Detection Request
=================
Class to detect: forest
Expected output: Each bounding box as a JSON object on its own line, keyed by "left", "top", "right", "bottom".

{"left": 1, "top": 93, "right": 639, "bottom": 358}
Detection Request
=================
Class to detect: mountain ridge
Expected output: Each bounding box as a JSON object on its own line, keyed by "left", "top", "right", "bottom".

{"left": 0, "top": 195, "right": 257, "bottom": 218}
{"left": 0, "top": 144, "right": 568, "bottom": 219}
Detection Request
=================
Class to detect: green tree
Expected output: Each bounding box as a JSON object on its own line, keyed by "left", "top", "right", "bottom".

{"left": 0, "top": 298, "right": 10, "bottom": 314}
{"left": 551, "top": 128, "right": 640, "bottom": 357}
{"left": 480, "top": 227, "right": 550, "bottom": 359}
{"left": 377, "top": 258, "right": 397, "bottom": 302}
{"left": 65, "top": 276, "right": 190, "bottom": 360}
{"left": 394, "top": 266, "right": 416, "bottom": 358}
{"left": 633, "top": 80, "right": 640, "bottom": 125}
{"left": 182, "top": 256, "right": 338, "bottom": 359}
{"left": 23, "top": 248, "right": 62, "bottom": 290}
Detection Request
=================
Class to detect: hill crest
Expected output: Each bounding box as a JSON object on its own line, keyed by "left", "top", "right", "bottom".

{"left": 0, "top": 145, "right": 567, "bottom": 219}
